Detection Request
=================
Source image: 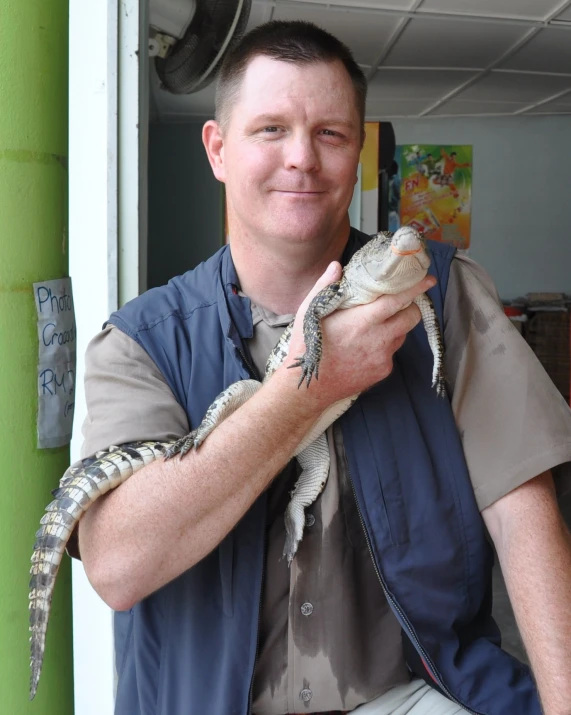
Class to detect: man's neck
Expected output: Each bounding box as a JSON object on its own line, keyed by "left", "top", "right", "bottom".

{"left": 229, "top": 224, "right": 351, "bottom": 315}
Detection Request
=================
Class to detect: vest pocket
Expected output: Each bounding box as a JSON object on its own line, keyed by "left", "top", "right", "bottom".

{"left": 374, "top": 470, "right": 410, "bottom": 547}
{"left": 219, "top": 531, "right": 234, "bottom": 617}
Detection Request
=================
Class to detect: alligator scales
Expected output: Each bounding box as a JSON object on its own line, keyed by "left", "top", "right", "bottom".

{"left": 28, "top": 226, "right": 445, "bottom": 699}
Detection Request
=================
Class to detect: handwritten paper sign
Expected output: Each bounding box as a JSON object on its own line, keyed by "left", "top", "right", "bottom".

{"left": 33, "top": 277, "right": 76, "bottom": 448}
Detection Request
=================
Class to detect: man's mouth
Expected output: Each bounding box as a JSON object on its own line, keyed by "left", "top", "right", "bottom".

{"left": 274, "top": 190, "right": 325, "bottom": 195}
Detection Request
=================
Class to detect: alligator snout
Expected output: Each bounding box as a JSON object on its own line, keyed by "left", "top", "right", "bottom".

{"left": 391, "top": 226, "right": 423, "bottom": 256}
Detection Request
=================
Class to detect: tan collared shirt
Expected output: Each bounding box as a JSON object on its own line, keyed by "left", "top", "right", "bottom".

{"left": 80, "top": 255, "right": 571, "bottom": 714}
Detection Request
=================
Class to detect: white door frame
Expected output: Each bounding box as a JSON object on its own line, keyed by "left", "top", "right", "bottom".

{"left": 69, "top": 1, "right": 148, "bottom": 712}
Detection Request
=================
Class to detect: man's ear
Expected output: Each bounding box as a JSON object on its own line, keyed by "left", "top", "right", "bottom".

{"left": 202, "top": 120, "right": 226, "bottom": 183}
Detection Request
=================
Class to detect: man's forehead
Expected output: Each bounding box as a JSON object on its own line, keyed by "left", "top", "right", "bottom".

{"left": 235, "top": 55, "right": 358, "bottom": 117}
{"left": 240, "top": 55, "right": 354, "bottom": 97}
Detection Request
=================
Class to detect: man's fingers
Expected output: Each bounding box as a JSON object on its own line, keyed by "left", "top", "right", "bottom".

{"left": 297, "top": 262, "right": 342, "bottom": 316}
{"left": 369, "top": 275, "right": 436, "bottom": 321}
{"left": 382, "top": 302, "right": 422, "bottom": 335}
{"left": 389, "top": 275, "right": 436, "bottom": 314}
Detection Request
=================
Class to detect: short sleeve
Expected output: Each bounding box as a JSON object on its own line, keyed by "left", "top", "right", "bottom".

{"left": 443, "top": 256, "right": 571, "bottom": 511}
{"left": 81, "top": 325, "right": 189, "bottom": 458}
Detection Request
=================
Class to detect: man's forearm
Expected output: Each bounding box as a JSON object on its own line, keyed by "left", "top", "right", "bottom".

{"left": 486, "top": 473, "right": 571, "bottom": 715}
{"left": 78, "top": 365, "right": 321, "bottom": 611}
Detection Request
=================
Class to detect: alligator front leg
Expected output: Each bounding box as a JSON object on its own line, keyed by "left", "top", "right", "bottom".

{"left": 164, "top": 379, "right": 262, "bottom": 459}
{"left": 289, "top": 279, "right": 348, "bottom": 387}
{"left": 413, "top": 293, "right": 446, "bottom": 397}
{"left": 283, "top": 431, "right": 330, "bottom": 563}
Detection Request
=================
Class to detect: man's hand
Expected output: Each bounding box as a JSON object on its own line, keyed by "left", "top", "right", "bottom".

{"left": 279, "top": 261, "right": 436, "bottom": 411}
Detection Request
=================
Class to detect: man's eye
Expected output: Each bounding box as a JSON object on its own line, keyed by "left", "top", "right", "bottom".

{"left": 262, "top": 126, "right": 279, "bottom": 133}
{"left": 321, "top": 129, "right": 338, "bottom": 136}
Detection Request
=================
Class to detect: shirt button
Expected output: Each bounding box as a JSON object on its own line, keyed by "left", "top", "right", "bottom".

{"left": 299, "top": 688, "right": 312, "bottom": 702}
{"left": 300, "top": 602, "right": 313, "bottom": 616}
{"left": 305, "top": 513, "right": 315, "bottom": 527}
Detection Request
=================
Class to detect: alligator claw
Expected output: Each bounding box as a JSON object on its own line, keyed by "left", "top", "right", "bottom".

{"left": 433, "top": 373, "right": 447, "bottom": 398}
{"left": 164, "top": 431, "right": 199, "bottom": 460}
{"left": 288, "top": 355, "right": 319, "bottom": 388}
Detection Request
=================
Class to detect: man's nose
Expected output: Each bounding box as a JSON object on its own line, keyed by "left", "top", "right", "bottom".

{"left": 283, "top": 132, "right": 320, "bottom": 173}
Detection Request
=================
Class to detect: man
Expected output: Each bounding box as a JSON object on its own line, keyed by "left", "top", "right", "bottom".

{"left": 76, "top": 21, "right": 571, "bottom": 715}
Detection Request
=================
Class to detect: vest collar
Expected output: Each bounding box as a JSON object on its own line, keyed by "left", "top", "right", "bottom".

{"left": 217, "top": 245, "right": 254, "bottom": 345}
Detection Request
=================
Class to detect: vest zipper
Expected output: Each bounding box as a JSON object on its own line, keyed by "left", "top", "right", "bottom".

{"left": 236, "top": 341, "right": 263, "bottom": 714}
{"left": 345, "top": 462, "right": 483, "bottom": 715}
{"left": 238, "top": 347, "right": 260, "bottom": 381}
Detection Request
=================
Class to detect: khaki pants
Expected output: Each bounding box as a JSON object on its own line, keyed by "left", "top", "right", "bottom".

{"left": 353, "top": 680, "right": 465, "bottom": 714}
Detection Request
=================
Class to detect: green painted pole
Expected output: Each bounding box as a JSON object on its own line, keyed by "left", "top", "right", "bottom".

{"left": 0, "top": 1, "right": 74, "bottom": 712}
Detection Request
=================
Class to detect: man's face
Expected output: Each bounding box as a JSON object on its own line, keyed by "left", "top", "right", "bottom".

{"left": 210, "top": 56, "right": 362, "bottom": 249}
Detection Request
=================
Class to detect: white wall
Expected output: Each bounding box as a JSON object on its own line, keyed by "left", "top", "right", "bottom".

{"left": 390, "top": 115, "right": 571, "bottom": 300}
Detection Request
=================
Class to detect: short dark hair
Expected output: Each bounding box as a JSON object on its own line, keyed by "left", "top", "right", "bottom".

{"left": 215, "top": 20, "right": 367, "bottom": 133}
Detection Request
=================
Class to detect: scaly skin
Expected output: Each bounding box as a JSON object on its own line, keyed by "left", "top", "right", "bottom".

{"left": 28, "top": 441, "right": 171, "bottom": 700}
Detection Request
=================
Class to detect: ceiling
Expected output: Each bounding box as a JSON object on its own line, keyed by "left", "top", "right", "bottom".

{"left": 150, "top": 0, "right": 571, "bottom": 122}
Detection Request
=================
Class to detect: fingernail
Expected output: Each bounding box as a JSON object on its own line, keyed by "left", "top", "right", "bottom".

{"left": 326, "top": 262, "right": 338, "bottom": 277}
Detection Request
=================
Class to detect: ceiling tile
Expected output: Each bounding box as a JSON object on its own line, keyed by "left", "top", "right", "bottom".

{"left": 272, "top": 4, "right": 401, "bottom": 65}
{"left": 369, "top": 68, "right": 477, "bottom": 99}
{"left": 551, "top": 89, "right": 571, "bottom": 104}
{"left": 428, "top": 99, "right": 528, "bottom": 116}
{"left": 383, "top": 17, "right": 529, "bottom": 68}
{"left": 525, "top": 91, "right": 571, "bottom": 112}
{"left": 526, "top": 104, "right": 571, "bottom": 114}
{"left": 555, "top": 5, "right": 571, "bottom": 20}
{"left": 366, "top": 98, "right": 436, "bottom": 118}
{"left": 456, "top": 70, "right": 571, "bottom": 103}
{"left": 418, "top": 0, "right": 564, "bottom": 21}
{"left": 501, "top": 28, "right": 571, "bottom": 73}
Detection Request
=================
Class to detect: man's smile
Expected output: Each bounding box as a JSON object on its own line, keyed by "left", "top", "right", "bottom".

{"left": 272, "top": 190, "right": 326, "bottom": 196}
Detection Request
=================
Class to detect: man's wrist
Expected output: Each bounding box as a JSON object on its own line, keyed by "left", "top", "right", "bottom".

{"left": 268, "top": 362, "right": 325, "bottom": 422}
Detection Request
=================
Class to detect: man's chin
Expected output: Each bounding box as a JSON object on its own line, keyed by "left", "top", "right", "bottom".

{"left": 268, "top": 224, "right": 332, "bottom": 245}
{"left": 265, "top": 214, "right": 341, "bottom": 243}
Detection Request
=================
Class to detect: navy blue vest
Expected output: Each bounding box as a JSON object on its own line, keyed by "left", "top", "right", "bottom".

{"left": 107, "top": 229, "right": 540, "bottom": 715}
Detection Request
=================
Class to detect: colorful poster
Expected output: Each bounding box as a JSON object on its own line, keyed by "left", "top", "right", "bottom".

{"left": 398, "top": 144, "right": 472, "bottom": 249}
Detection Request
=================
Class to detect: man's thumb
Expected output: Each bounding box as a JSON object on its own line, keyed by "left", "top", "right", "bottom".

{"left": 297, "top": 262, "right": 341, "bottom": 317}
{"left": 290, "top": 262, "right": 342, "bottom": 352}
{"left": 306, "top": 261, "right": 342, "bottom": 303}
